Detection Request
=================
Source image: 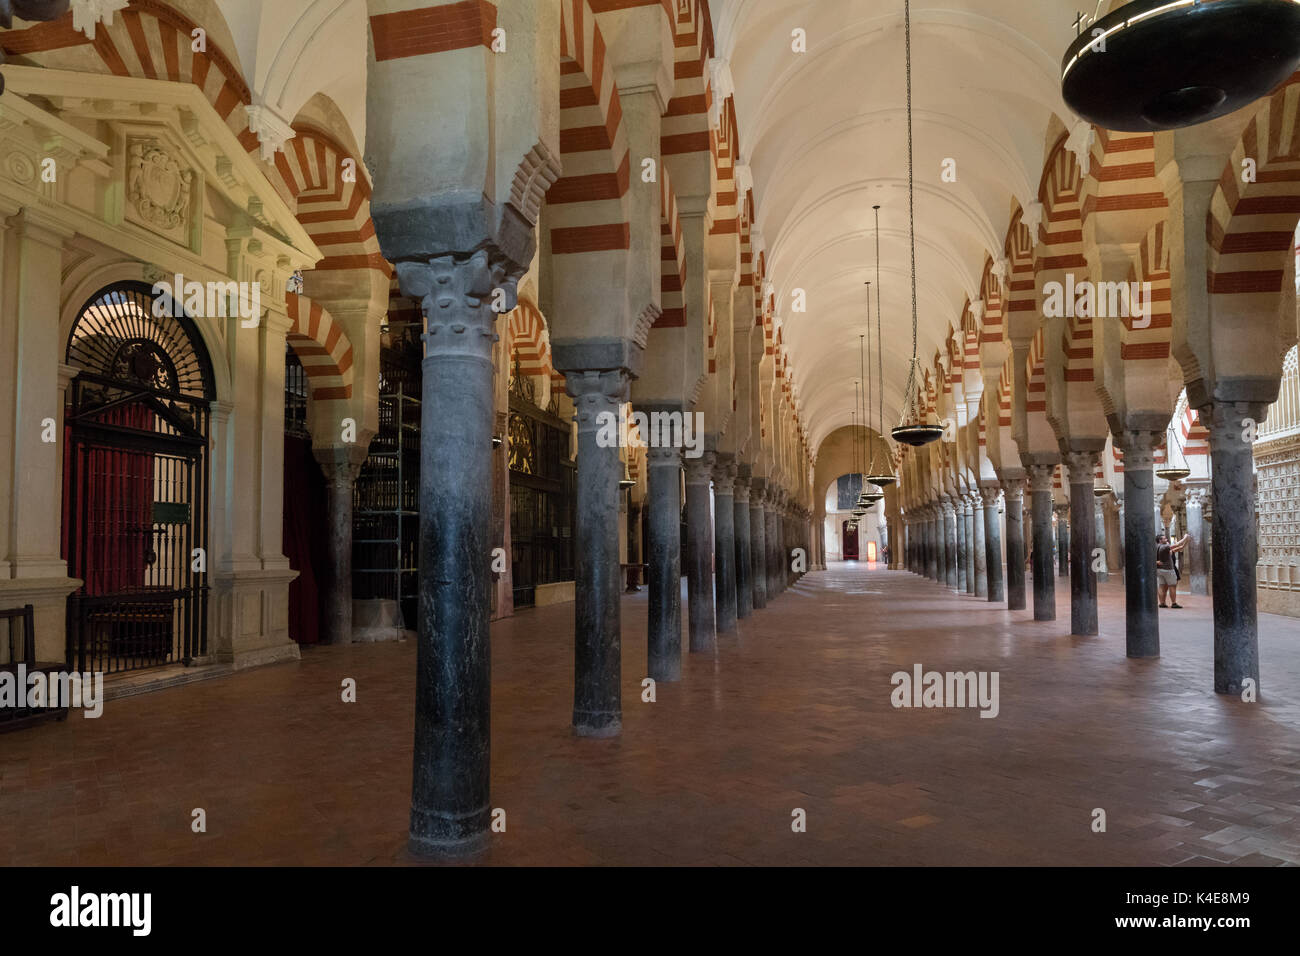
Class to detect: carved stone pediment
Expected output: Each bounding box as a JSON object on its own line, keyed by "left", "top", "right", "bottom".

{"left": 127, "top": 138, "right": 194, "bottom": 233}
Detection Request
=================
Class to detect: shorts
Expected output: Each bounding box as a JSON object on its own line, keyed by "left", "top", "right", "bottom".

{"left": 1157, "top": 569, "right": 1178, "bottom": 587}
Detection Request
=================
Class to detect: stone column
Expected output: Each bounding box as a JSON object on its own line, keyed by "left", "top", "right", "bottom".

{"left": 1028, "top": 465, "right": 1057, "bottom": 621}
{"left": 750, "top": 482, "right": 768, "bottom": 609}
{"left": 928, "top": 506, "right": 941, "bottom": 581}
{"left": 1064, "top": 449, "right": 1101, "bottom": 637}
{"left": 943, "top": 498, "right": 958, "bottom": 589}
{"left": 932, "top": 505, "right": 945, "bottom": 583}
{"left": 957, "top": 499, "right": 969, "bottom": 593}
{"left": 314, "top": 446, "right": 367, "bottom": 644}
{"left": 1094, "top": 495, "right": 1110, "bottom": 582}
{"left": 1120, "top": 432, "right": 1160, "bottom": 659}
{"left": 977, "top": 489, "right": 998, "bottom": 600}
{"left": 1184, "top": 485, "right": 1209, "bottom": 595}
{"left": 646, "top": 444, "right": 682, "bottom": 682}
{"left": 398, "top": 250, "right": 511, "bottom": 856}
{"left": 1055, "top": 501, "right": 1070, "bottom": 577}
{"left": 1114, "top": 492, "right": 1126, "bottom": 574}
{"left": 713, "top": 457, "right": 738, "bottom": 633}
{"left": 1203, "top": 401, "right": 1264, "bottom": 695}
{"left": 567, "top": 369, "right": 629, "bottom": 736}
{"left": 734, "top": 473, "right": 753, "bottom": 619}
{"left": 763, "top": 497, "right": 779, "bottom": 599}
{"left": 972, "top": 490, "right": 990, "bottom": 599}
{"left": 684, "top": 452, "right": 716, "bottom": 653}
{"left": 1002, "top": 480, "right": 1026, "bottom": 610}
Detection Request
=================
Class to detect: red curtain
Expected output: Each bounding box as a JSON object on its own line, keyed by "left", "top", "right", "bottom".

{"left": 843, "top": 521, "right": 860, "bottom": 560}
{"left": 62, "top": 403, "right": 155, "bottom": 595}
{"left": 282, "top": 435, "right": 327, "bottom": 643}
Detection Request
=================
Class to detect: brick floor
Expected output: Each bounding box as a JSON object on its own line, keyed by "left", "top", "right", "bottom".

{"left": 3, "top": 563, "right": 1300, "bottom": 866}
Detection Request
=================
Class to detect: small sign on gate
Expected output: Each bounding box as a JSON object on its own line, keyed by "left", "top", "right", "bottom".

{"left": 152, "top": 501, "right": 191, "bottom": 525}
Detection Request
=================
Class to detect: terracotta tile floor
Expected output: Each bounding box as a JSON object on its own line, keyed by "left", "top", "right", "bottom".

{"left": 4, "top": 563, "right": 1300, "bottom": 866}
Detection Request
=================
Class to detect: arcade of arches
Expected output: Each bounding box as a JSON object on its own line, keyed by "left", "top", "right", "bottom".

{"left": 4, "top": 0, "right": 1300, "bottom": 866}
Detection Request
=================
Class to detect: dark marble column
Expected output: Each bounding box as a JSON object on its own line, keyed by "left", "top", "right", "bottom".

{"left": 315, "top": 446, "right": 366, "bottom": 645}
{"left": 684, "top": 452, "right": 716, "bottom": 653}
{"left": 750, "top": 482, "right": 768, "bottom": 609}
{"left": 712, "top": 456, "right": 738, "bottom": 633}
{"left": 1120, "top": 432, "right": 1160, "bottom": 659}
{"left": 734, "top": 473, "right": 752, "bottom": 619}
{"left": 1028, "top": 464, "right": 1057, "bottom": 621}
{"left": 972, "top": 490, "right": 989, "bottom": 599}
{"left": 398, "top": 251, "right": 511, "bottom": 856}
{"left": 932, "top": 505, "right": 945, "bottom": 583}
{"left": 1055, "top": 501, "right": 1070, "bottom": 577}
{"left": 1114, "top": 492, "right": 1126, "bottom": 573}
{"left": 1203, "top": 401, "right": 1264, "bottom": 696}
{"left": 1064, "top": 449, "right": 1101, "bottom": 637}
{"left": 977, "top": 486, "right": 998, "bottom": 606}
{"left": 1002, "top": 479, "right": 1026, "bottom": 610}
{"left": 1184, "top": 484, "right": 1209, "bottom": 595}
{"left": 646, "top": 444, "right": 682, "bottom": 682}
{"left": 957, "top": 499, "right": 969, "bottom": 593}
{"left": 567, "top": 369, "right": 629, "bottom": 736}
{"left": 928, "top": 506, "right": 941, "bottom": 581}
{"left": 943, "top": 498, "right": 958, "bottom": 590}
{"left": 765, "top": 497, "right": 781, "bottom": 599}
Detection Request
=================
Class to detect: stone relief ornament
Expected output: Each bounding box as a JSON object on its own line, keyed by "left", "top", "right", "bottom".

{"left": 128, "top": 141, "right": 194, "bottom": 231}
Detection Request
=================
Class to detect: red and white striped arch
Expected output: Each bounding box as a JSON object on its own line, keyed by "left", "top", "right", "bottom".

{"left": 549, "top": 0, "right": 631, "bottom": 258}
{"left": 286, "top": 294, "right": 353, "bottom": 401}
{"left": 1208, "top": 75, "right": 1300, "bottom": 301}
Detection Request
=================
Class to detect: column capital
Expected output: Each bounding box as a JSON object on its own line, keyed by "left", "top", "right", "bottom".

{"left": 1118, "top": 429, "right": 1162, "bottom": 470}
{"left": 733, "top": 478, "right": 751, "bottom": 504}
{"left": 1027, "top": 462, "right": 1056, "bottom": 492}
{"left": 1199, "top": 399, "right": 1269, "bottom": 454}
{"left": 1000, "top": 478, "right": 1026, "bottom": 501}
{"left": 647, "top": 444, "right": 681, "bottom": 468}
{"left": 1062, "top": 449, "right": 1099, "bottom": 483}
{"left": 566, "top": 368, "right": 631, "bottom": 433}
{"left": 713, "top": 457, "right": 737, "bottom": 494}
{"left": 684, "top": 450, "right": 716, "bottom": 485}
{"left": 395, "top": 249, "right": 517, "bottom": 365}
{"left": 940, "top": 498, "right": 956, "bottom": 517}
{"left": 979, "top": 486, "right": 1001, "bottom": 506}
{"left": 314, "top": 443, "right": 369, "bottom": 484}
{"left": 1053, "top": 501, "right": 1070, "bottom": 516}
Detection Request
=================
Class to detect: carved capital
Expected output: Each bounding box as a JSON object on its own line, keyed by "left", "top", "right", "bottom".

{"left": 1000, "top": 478, "right": 1026, "bottom": 504}
{"left": 980, "top": 486, "right": 1001, "bottom": 506}
{"left": 684, "top": 451, "right": 716, "bottom": 486}
{"left": 566, "top": 369, "right": 630, "bottom": 433}
{"left": 396, "top": 249, "right": 514, "bottom": 365}
{"left": 1118, "top": 430, "right": 1161, "bottom": 471}
{"left": 1063, "top": 449, "right": 1099, "bottom": 484}
{"left": 1027, "top": 463, "right": 1056, "bottom": 493}
{"left": 733, "top": 477, "right": 751, "bottom": 504}
{"left": 1199, "top": 400, "right": 1268, "bottom": 455}
{"left": 712, "top": 456, "right": 737, "bottom": 495}
{"left": 646, "top": 443, "right": 681, "bottom": 469}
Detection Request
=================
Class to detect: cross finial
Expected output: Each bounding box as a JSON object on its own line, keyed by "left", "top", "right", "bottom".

{"left": 1072, "top": 10, "right": 1088, "bottom": 35}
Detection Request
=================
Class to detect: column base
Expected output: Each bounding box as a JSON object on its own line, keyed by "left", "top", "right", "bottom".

{"left": 211, "top": 567, "right": 303, "bottom": 667}
{"left": 572, "top": 712, "right": 623, "bottom": 738}
{"left": 409, "top": 809, "right": 492, "bottom": 859}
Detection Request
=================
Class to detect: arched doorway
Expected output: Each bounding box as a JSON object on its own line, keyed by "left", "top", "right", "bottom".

{"left": 62, "top": 281, "right": 215, "bottom": 673}
{"left": 843, "top": 519, "right": 859, "bottom": 560}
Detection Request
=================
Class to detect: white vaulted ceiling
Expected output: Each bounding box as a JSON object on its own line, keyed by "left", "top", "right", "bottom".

{"left": 711, "top": 0, "right": 1103, "bottom": 450}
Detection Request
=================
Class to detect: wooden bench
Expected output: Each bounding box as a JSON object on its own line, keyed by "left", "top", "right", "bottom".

{"left": 0, "top": 604, "right": 69, "bottom": 732}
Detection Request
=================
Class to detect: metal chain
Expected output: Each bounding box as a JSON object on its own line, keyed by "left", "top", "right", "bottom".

{"left": 904, "top": 0, "right": 920, "bottom": 422}
{"left": 874, "top": 205, "right": 885, "bottom": 441}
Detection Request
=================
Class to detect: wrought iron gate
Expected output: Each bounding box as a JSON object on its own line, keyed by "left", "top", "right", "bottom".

{"left": 62, "top": 282, "right": 214, "bottom": 674}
